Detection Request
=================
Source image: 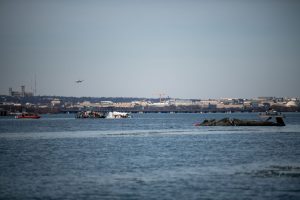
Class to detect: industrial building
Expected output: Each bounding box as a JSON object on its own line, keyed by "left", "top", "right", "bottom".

{"left": 9, "top": 86, "right": 33, "bottom": 97}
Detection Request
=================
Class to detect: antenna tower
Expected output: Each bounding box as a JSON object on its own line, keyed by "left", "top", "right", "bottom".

{"left": 34, "top": 73, "right": 37, "bottom": 96}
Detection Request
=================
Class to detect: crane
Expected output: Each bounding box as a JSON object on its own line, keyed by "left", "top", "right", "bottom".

{"left": 154, "top": 93, "right": 166, "bottom": 103}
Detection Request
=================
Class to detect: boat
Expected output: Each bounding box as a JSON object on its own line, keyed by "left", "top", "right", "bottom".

{"left": 106, "top": 111, "right": 130, "bottom": 119}
{"left": 15, "top": 113, "right": 41, "bottom": 119}
{"left": 75, "top": 111, "right": 106, "bottom": 118}
{"left": 259, "top": 109, "right": 285, "bottom": 119}
{"left": 75, "top": 111, "right": 130, "bottom": 119}
{"left": 195, "top": 116, "right": 285, "bottom": 126}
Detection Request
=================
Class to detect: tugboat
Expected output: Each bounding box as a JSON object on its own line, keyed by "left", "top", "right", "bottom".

{"left": 15, "top": 112, "right": 41, "bottom": 119}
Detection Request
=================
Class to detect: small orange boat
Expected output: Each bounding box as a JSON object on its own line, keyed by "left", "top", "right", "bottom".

{"left": 15, "top": 113, "right": 41, "bottom": 119}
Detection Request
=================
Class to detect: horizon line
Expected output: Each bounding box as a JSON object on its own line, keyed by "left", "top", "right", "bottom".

{"left": 1, "top": 94, "right": 299, "bottom": 100}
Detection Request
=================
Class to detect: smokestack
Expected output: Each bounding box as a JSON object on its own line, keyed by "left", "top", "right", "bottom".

{"left": 9, "top": 88, "right": 12, "bottom": 96}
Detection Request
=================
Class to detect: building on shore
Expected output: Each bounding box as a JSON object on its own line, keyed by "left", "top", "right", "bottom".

{"left": 9, "top": 86, "right": 33, "bottom": 97}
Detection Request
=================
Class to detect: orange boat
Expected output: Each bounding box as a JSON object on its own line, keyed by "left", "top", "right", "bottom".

{"left": 15, "top": 113, "right": 41, "bottom": 119}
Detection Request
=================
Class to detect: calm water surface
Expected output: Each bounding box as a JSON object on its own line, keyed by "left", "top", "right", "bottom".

{"left": 0, "top": 113, "right": 300, "bottom": 199}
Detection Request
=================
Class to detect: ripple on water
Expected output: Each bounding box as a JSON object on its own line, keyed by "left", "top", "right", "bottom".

{"left": 237, "top": 165, "right": 300, "bottom": 178}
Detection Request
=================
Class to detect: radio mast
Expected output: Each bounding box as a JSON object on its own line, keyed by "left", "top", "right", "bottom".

{"left": 34, "top": 73, "right": 37, "bottom": 96}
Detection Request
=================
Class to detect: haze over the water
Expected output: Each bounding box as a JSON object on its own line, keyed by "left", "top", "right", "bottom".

{"left": 0, "top": 0, "right": 299, "bottom": 99}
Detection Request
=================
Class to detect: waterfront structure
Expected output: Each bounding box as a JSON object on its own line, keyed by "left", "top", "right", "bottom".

{"left": 286, "top": 101, "right": 299, "bottom": 107}
{"left": 51, "top": 99, "right": 61, "bottom": 106}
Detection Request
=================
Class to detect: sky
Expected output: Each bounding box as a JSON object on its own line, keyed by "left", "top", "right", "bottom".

{"left": 0, "top": 0, "right": 300, "bottom": 99}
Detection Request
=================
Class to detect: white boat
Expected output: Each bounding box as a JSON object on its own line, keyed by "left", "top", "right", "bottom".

{"left": 106, "top": 111, "right": 130, "bottom": 119}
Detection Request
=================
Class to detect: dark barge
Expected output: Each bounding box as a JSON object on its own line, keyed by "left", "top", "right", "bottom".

{"left": 195, "top": 117, "right": 285, "bottom": 126}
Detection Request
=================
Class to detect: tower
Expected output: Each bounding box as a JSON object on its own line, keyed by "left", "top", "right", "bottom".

{"left": 21, "top": 85, "right": 25, "bottom": 97}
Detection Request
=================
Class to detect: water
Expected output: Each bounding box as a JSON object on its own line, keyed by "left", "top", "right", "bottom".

{"left": 0, "top": 113, "right": 300, "bottom": 199}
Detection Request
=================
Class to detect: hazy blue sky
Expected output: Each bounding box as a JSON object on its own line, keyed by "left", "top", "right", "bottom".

{"left": 1, "top": 0, "right": 300, "bottom": 99}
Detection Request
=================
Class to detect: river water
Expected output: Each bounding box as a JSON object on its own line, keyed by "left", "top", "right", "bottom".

{"left": 0, "top": 113, "right": 300, "bottom": 199}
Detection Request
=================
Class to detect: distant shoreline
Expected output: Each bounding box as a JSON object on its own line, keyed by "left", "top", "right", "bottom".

{"left": 0, "top": 95, "right": 299, "bottom": 115}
